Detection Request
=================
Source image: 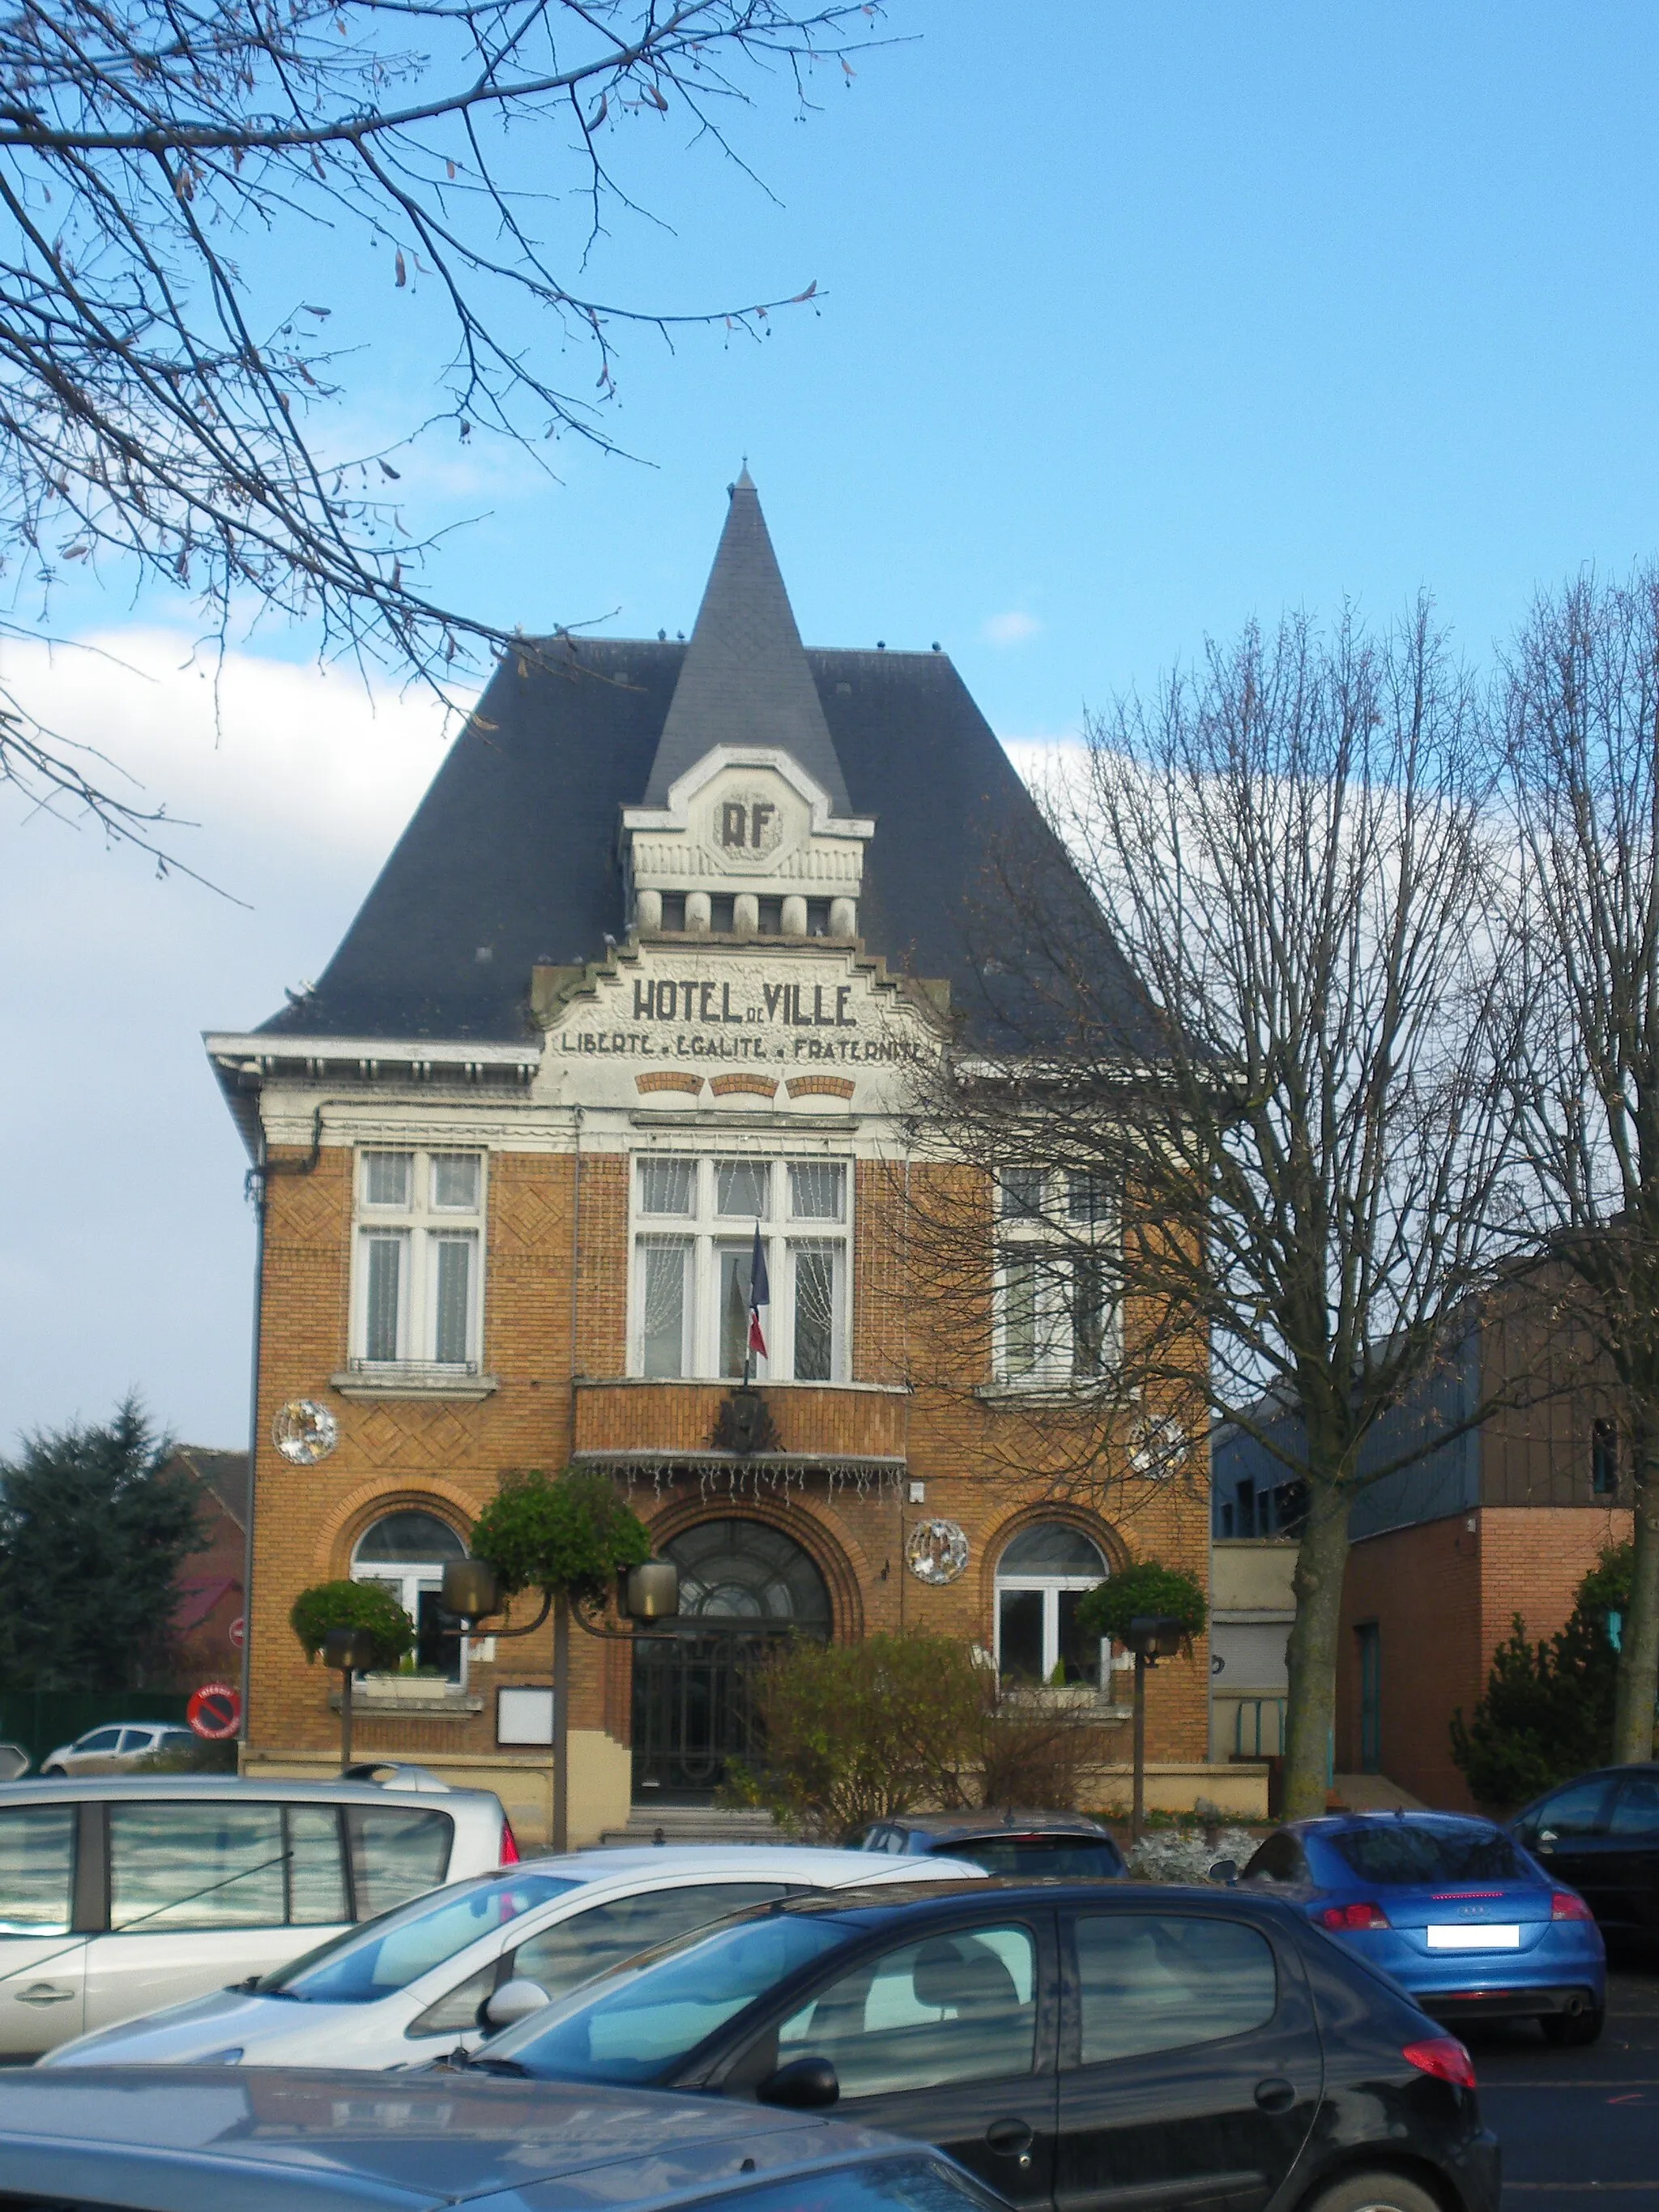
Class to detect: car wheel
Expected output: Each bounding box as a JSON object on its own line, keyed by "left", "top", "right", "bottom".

{"left": 1541, "top": 2006, "right": 1605, "bottom": 2048}
{"left": 1300, "top": 2172, "right": 1444, "bottom": 2212}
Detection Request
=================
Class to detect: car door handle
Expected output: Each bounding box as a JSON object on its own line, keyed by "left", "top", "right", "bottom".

{"left": 985, "top": 2118, "right": 1035, "bottom": 2168}
{"left": 1254, "top": 2077, "right": 1295, "bottom": 2113}
{"left": 16, "top": 1983, "right": 76, "bottom": 2006}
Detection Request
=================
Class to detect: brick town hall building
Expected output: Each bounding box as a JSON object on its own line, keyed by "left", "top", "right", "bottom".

{"left": 207, "top": 476, "right": 1238, "bottom": 1843}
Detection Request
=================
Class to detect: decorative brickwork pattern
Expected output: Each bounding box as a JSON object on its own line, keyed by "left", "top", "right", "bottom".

{"left": 787, "top": 1075, "right": 855, "bottom": 1100}
{"left": 710, "top": 1074, "right": 778, "bottom": 1098}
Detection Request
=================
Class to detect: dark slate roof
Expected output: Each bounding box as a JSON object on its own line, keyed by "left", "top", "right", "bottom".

{"left": 256, "top": 488, "right": 1152, "bottom": 1053}
{"left": 256, "top": 633, "right": 1147, "bottom": 1053}
{"left": 644, "top": 471, "right": 851, "bottom": 816}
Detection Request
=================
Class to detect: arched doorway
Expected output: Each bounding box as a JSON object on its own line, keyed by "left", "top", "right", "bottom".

{"left": 633, "top": 1518, "right": 831, "bottom": 1802}
{"left": 352, "top": 1509, "right": 467, "bottom": 1680}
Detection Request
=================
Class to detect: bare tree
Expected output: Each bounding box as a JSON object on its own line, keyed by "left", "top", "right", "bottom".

{"left": 910, "top": 605, "right": 1524, "bottom": 1817}
{"left": 0, "top": 0, "right": 880, "bottom": 862}
{"left": 1502, "top": 566, "right": 1659, "bottom": 1765}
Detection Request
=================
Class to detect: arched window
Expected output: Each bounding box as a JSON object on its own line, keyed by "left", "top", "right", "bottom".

{"left": 995, "top": 1523, "right": 1107, "bottom": 1688}
{"left": 662, "top": 1519, "right": 831, "bottom": 1635}
{"left": 352, "top": 1510, "right": 467, "bottom": 1681}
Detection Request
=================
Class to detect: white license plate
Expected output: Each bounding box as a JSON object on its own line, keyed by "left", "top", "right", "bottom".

{"left": 1426, "top": 1924, "right": 1521, "bottom": 1949}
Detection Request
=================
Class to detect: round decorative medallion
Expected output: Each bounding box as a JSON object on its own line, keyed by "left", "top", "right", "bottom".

{"left": 1129, "top": 1413, "right": 1188, "bottom": 1481}
{"left": 905, "top": 1517, "right": 969, "bottom": 1586}
{"left": 271, "top": 1399, "right": 339, "bottom": 1466}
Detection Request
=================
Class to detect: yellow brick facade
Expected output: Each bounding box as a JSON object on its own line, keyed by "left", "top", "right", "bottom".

{"left": 233, "top": 1005, "right": 1230, "bottom": 1842}
{"left": 215, "top": 476, "right": 1249, "bottom": 1840}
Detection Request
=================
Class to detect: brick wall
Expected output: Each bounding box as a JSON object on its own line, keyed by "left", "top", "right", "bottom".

{"left": 1337, "top": 1503, "right": 1632, "bottom": 1809}
{"left": 246, "top": 1132, "right": 1216, "bottom": 1809}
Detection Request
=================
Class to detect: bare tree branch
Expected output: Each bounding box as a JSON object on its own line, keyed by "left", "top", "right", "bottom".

{"left": 906, "top": 604, "right": 1529, "bottom": 1817}
{"left": 0, "top": 0, "right": 883, "bottom": 858}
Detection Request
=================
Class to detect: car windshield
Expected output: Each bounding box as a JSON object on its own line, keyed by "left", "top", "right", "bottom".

{"left": 689, "top": 2159, "right": 1003, "bottom": 2212}
{"left": 261, "top": 1872, "right": 580, "bottom": 2002}
{"left": 1327, "top": 1822, "right": 1533, "bottom": 1886}
{"left": 939, "top": 1835, "right": 1120, "bottom": 1880}
{"left": 482, "top": 1910, "right": 849, "bottom": 2081}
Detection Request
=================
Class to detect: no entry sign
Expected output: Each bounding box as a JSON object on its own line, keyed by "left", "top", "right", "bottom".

{"left": 187, "top": 1682, "right": 241, "bottom": 1740}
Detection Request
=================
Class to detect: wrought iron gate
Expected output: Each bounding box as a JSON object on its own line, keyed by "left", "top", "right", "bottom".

{"left": 631, "top": 1627, "right": 791, "bottom": 1799}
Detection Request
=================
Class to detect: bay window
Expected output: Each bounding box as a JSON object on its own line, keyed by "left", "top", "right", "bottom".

{"left": 630, "top": 1154, "right": 850, "bottom": 1383}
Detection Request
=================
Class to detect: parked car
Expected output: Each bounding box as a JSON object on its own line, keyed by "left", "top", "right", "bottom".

{"left": 465, "top": 1881, "right": 1501, "bottom": 2212}
{"left": 40, "top": 1721, "right": 199, "bottom": 1775}
{"left": 1, "top": 2064, "right": 1010, "bottom": 2212}
{"left": 858, "top": 1813, "right": 1125, "bottom": 1881}
{"left": 1508, "top": 1763, "right": 1659, "bottom": 1942}
{"left": 0, "top": 1772, "right": 518, "bottom": 2058}
{"left": 0, "top": 1742, "right": 29, "bottom": 1781}
{"left": 44, "top": 1843, "right": 988, "bottom": 2070}
{"left": 1223, "top": 1811, "right": 1606, "bottom": 2045}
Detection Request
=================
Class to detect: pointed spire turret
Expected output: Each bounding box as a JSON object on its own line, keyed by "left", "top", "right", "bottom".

{"left": 643, "top": 474, "right": 851, "bottom": 814}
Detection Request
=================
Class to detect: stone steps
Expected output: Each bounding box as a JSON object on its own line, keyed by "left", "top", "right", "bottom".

{"left": 596, "top": 1803, "right": 781, "bottom": 1847}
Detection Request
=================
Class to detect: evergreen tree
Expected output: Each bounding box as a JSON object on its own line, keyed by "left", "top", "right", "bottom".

{"left": 1451, "top": 1544, "right": 1630, "bottom": 1808}
{"left": 0, "top": 1399, "right": 203, "bottom": 1690}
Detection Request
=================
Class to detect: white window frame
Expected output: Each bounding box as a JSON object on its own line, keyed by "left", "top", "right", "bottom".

{"left": 350, "top": 1557, "right": 468, "bottom": 1688}
{"left": 628, "top": 1154, "right": 852, "bottom": 1383}
{"left": 993, "top": 1167, "right": 1119, "bottom": 1390}
{"left": 350, "top": 1149, "right": 487, "bottom": 1373}
{"left": 994, "top": 1536, "right": 1110, "bottom": 1689}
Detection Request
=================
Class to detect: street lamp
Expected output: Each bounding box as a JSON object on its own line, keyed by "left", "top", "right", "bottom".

{"left": 439, "top": 1556, "right": 680, "bottom": 1851}
{"left": 1124, "top": 1614, "right": 1186, "bottom": 1845}
{"left": 322, "top": 1626, "right": 382, "bottom": 1774}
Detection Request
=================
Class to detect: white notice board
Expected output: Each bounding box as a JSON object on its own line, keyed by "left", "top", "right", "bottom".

{"left": 497, "top": 1686, "right": 554, "bottom": 1745}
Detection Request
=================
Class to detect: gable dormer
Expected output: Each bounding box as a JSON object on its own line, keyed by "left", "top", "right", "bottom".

{"left": 622, "top": 745, "right": 873, "bottom": 937}
{"left": 623, "top": 468, "right": 875, "bottom": 940}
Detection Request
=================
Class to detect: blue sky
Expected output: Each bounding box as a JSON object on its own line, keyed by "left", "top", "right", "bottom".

{"left": 7, "top": 0, "right": 1659, "bottom": 1450}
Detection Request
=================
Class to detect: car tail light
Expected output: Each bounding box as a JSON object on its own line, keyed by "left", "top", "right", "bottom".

{"left": 1551, "top": 1889, "right": 1593, "bottom": 1921}
{"left": 499, "top": 1818, "right": 521, "bottom": 1865}
{"left": 1320, "top": 1900, "right": 1392, "bottom": 1930}
{"left": 1403, "top": 2036, "right": 1477, "bottom": 2090}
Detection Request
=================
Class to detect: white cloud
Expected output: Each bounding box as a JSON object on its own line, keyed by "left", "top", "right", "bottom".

{"left": 983, "top": 609, "right": 1043, "bottom": 647}
{"left": 0, "top": 630, "right": 457, "bottom": 1454}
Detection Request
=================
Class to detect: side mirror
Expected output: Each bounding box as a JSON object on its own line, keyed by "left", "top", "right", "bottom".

{"left": 484, "top": 1978, "right": 552, "bottom": 2029}
{"left": 756, "top": 2055, "right": 840, "bottom": 2110}
{"left": 1208, "top": 1859, "right": 1239, "bottom": 1886}
{"left": 1536, "top": 1830, "right": 1558, "bottom": 1849}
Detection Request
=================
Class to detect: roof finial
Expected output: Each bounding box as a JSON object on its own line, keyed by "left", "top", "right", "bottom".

{"left": 735, "top": 458, "right": 756, "bottom": 492}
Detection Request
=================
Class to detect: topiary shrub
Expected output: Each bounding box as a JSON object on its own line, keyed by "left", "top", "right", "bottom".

{"left": 467, "top": 1468, "right": 650, "bottom": 1608}
{"left": 1076, "top": 1559, "right": 1207, "bottom": 1648}
{"left": 289, "top": 1578, "right": 415, "bottom": 1670}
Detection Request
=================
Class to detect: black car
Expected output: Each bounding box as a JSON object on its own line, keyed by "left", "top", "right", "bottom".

{"left": 471, "top": 1881, "right": 1500, "bottom": 2212}
{"left": 859, "top": 1814, "right": 1126, "bottom": 1882}
{"left": 1510, "top": 1762, "right": 1659, "bottom": 1935}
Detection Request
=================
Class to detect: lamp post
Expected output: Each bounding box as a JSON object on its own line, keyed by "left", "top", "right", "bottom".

{"left": 1124, "top": 1614, "right": 1185, "bottom": 1844}
{"left": 322, "top": 1626, "right": 381, "bottom": 1774}
{"left": 441, "top": 1556, "right": 680, "bottom": 1854}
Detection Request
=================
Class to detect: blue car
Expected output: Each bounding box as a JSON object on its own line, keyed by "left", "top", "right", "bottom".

{"left": 1229, "top": 1810, "right": 1606, "bottom": 2044}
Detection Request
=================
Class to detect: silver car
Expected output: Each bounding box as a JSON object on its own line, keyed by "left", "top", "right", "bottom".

{"left": 40, "top": 1721, "right": 199, "bottom": 1774}
{"left": 0, "top": 1771, "right": 516, "bottom": 2056}
{"left": 0, "top": 2065, "right": 1010, "bottom": 2212}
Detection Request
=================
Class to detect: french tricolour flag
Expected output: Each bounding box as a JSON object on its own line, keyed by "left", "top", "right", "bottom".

{"left": 748, "top": 1223, "right": 770, "bottom": 1360}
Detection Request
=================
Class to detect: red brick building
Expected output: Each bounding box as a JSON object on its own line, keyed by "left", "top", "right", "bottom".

{"left": 1215, "top": 1300, "right": 1633, "bottom": 1810}
{"left": 166, "top": 1446, "right": 247, "bottom": 1688}
{"left": 207, "top": 479, "right": 1239, "bottom": 1841}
